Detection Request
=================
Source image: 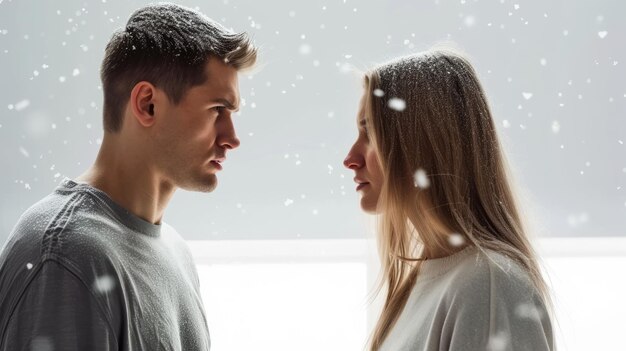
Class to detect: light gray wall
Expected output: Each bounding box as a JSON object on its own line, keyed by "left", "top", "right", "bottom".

{"left": 1, "top": 0, "right": 624, "bottom": 242}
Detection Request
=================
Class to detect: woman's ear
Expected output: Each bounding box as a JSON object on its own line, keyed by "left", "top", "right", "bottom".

{"left": 129, "top": 81, "right": 157, "bottom": 127}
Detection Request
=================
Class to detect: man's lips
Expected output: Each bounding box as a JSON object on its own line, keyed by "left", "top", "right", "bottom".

{"left": 210, "top": 157, "right": 226, "bottom": 170}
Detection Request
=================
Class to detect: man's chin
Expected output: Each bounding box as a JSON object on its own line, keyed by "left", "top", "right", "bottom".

{"left": 179, "top": 174, "right": 218, "bottom": 193}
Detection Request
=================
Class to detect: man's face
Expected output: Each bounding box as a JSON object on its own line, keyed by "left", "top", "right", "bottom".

{"left": 153, "top": 58, "right": 241, "bottom": 192}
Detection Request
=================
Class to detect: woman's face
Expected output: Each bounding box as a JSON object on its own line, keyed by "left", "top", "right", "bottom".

{"left": 343, "top": 93, "right": 385, "bottom": 213}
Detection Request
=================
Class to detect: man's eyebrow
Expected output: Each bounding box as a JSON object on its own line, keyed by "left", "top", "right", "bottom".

{"left": 212, "top": 98, "right": 239, "bottom": 111}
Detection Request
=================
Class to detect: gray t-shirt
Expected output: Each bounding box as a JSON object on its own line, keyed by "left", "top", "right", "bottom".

{"left": 0, "top": 179, "right": 210, "bottom": 350}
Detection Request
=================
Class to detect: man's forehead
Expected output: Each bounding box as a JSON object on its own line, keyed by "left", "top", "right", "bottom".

{"left": 192, "top": 82, "right": 239, "bottom": 104}
{"left": 203, "top": 57, "right": 239, "bottom": 84}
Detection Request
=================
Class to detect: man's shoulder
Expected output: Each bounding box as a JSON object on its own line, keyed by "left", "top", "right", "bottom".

{"left": 1, "top": 188, "right": 123, "bottom": 282}
{"left": 0, "top": 189, "right": 126, "bottom": 332}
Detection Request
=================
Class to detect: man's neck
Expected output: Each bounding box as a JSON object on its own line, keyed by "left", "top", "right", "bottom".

{"left": 75, "top": 135, "right": 175, "bottom": 225}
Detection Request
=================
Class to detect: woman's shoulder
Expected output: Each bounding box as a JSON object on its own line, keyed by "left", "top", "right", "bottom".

{"left": 435, "top": 247, "right": 554, "bottom": 349}
{"left": 443, "top": 246, "right": 543, "bottom": 305}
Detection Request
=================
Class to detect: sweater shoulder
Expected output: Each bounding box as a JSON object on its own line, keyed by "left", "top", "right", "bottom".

{"left": 444, "top": 248, "right": 540, "bottom": 302}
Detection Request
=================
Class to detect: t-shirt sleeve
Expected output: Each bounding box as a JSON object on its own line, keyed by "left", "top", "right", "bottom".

{"left": 1, "top": 260, "right": 118, "bottom": 351}
{"left": 443, "top": 260, "right": 554, "bottom": 351}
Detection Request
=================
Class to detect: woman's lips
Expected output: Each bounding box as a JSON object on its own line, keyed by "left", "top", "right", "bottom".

{"left": 210, "top": 160, "right": 223, "bottom": 170}
{"left": 356, "top": 182, "right": 369, "bottom": 191}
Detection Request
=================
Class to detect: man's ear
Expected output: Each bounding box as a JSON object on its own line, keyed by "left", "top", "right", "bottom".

{"left": 129, "top": 81, "right": 157, "bottom": 128}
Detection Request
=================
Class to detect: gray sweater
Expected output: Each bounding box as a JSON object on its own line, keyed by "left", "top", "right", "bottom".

{"left": 379, "top": 246, "right": 554, "bottom": 351}
{"left": 0, "top": 179, "right": 210, "bottom": 350}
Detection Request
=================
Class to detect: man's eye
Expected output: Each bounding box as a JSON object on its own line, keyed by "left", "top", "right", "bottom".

{"left": 212, "top": 106, "right": 225, "bottom": 113}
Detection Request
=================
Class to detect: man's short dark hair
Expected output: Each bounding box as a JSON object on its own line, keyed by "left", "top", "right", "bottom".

{"left": 100, "top": 3, "right": 257, "bottom": 133}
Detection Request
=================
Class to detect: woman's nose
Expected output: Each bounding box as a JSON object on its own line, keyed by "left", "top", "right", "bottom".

{"left": 343, "top": 149, "right": 364, "bottom": 170}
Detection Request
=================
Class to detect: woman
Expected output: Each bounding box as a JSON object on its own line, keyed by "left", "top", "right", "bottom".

{"left": 343, "top": 48, "right": 554, "bottom": 351}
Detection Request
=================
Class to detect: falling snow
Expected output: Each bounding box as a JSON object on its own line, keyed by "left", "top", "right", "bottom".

{"left": 93, "top": 275, "right": 115, "bottom": 293}
{"left": 515, "top": 302, "right": 543, "bottom": 321}
{"left": 299, "top": 44, "right": 311, "bottom": 55}
{"left": 0, "top": 0, "right": 622, "bottom": 252}
{"left": 448, "top": 233, "right": 466, "bottom": 247}
{"left": 30, "top": 336, "right": 53, "bottom": 351}
{"left": 567, "top": 213, "right": 589, "bottom": 227}
{"left": 487, "top": 331, "right": 509, "bottom": 351}
{"left": 413, "top": 168, "right": 430, "bottom": 189}
{"left": 463, "top": 15, "right": 476, "bottom": 28}
{"left": 387, "top": 98, "right": 406, "bottom": 111}
{"left": 19, "top": 147, "right": 30, "bottom": 158}
{"left": 14, "top": 99, "right": 30, "bottom": 111}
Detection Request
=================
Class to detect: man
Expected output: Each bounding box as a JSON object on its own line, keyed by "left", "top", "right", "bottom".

{"left": 0, "top": 3, "right": 256, "bottom": 350}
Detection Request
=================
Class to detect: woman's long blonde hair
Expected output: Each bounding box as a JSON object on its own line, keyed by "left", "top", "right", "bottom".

{"left": 365, "top": 48, "right": 552, "bottom": 350}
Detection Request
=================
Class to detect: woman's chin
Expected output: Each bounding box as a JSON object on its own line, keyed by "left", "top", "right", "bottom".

{"left": 360, "top": 198, "right": 381, "bottom": 214}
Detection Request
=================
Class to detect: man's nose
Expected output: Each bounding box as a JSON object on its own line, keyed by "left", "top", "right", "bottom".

{"left": 218, "top": 115, "right": 241, "bottom": 150}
